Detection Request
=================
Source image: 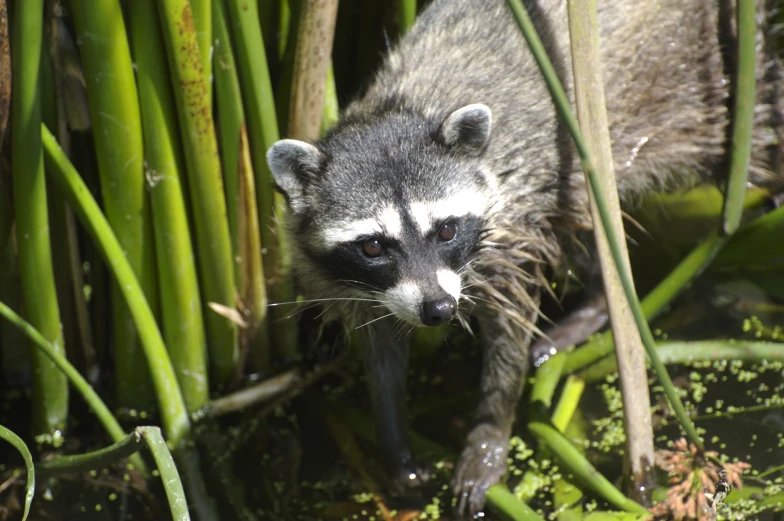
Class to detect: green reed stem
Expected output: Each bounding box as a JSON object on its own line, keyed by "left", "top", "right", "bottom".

{"left": 551, "top": 375, "right": 585, "bottom": 433}
{"left": 581, "top": 340, "right": 784, "bottom": 383}
{"left": 70, "top": 0, "right": 159, "bottom": 410}
{"left": 156, "top": 0, "right": 239, "bottom": 387}
{"left": 0, "top": 172, "right": 11, "bottom": 254}
{"left": 38, "top": 431, "right": 142, "bottom": 474}
{"left": 528, "top": 422, "right": 649, "bottom": 514}
{"left": 716, "top": 203, "right": 784, "bottom": 267}
{"left": 274, "top": 0, "right": 301, "bottom": 134}
{"left": 42, "top": 124, "right": 190, "bottom": 447}
{"left": 0, "top": 300, "right": 147, "bottom": 474}
{"left": 139, "top": 427, "right": 192, "bottom": 521}
{"left": 529, "top": 350, "right": 566, "bottom": 408}
{"left": 721, "top": 0, "right": 757, "bottom": 235}
{"left": 130, "top": 0, "right": 210, "bottom": 413}
{"left": 213, "top": 0, "right": 244, "bottom": 287}
{"left": 11, "top": 0, "right": 68, "bottom": 434}
{"left": 506, "top": 0, "right": 703, "bottom": 451}
{"left": 190, "top": 0, "right": 212, "bottom": 105}
{"left": 398, "top": 0, "right": 417, "bottom": 34}
{"left": 0, "top": 424, "right": 34, "bottom": 521}
{"left": 485, "top": 486, "right": 545, "bottom": 521}
{"left": 320, "top": 62, "right": 339, "bottom": 135}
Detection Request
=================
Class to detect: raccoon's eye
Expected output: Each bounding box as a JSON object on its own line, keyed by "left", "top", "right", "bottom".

{"left": 362, "top": 239, "right": 384, "bottom": 257}
{"left": 438, "top": 221, "right": 457, "bottom": 241}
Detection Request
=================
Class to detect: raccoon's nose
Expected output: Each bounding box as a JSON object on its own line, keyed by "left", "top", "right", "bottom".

{"left": 420, "top": 296, "right": 457, "bottom": 326}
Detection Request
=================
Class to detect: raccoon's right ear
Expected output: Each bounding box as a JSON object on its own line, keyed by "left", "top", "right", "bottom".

{"left": 440, "top": 104, "right": 492, "bottom": 156}
{"left": 267, "top": 139, "right": 323, "bottom": 213}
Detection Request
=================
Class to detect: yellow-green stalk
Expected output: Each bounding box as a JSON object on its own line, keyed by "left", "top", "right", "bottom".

{"left": 320, "top": 63, "right": 339, "bottom": 135}
{"left": 11, "top": 0, "right": 69, "bottom": 435}
{"left": 398, "top": 0, "right": 417, "bottom": 34}
{"left": 190, "top": 0, "right": 213, "bottom": 105}
{"left": 156, "top": 0, "right": 239, "bottom": 387}
{"left": 70, "top": 0, "right": 159, "bottom": 410}
{"left": 130, "top": 0, "right": 210, "bottom": 413}
{"left": 721, "top": 0, "right": 757, "bottom": 235}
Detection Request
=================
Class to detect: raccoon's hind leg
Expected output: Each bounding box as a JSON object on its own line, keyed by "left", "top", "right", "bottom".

{"left": 362, "top": 320, "right": 428, "bottom": 489}
{"left": 452, "top": 305, "right": 535, "bottom": 518}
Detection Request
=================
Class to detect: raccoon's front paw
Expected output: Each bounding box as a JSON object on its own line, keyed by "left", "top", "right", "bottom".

{"left": 451, "top": 426, "right": 509, "bottom": 519}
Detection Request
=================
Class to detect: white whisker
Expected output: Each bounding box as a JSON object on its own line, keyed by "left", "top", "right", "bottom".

{"left": 314, "top": 301, "right": 337, "bottom": 320}
{"left": 268, "top": 297, "right": 383, "bottom": 307}
{"left": 354, "top": 312, "right": 396, "bottom": 330}
{"left": 284, "top": 303, "right": 321, "bottom": 320}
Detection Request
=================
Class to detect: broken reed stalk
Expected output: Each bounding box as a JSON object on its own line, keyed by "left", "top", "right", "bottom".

{"left": 214, "top": 0, "right": 269, "bottom": 374}
{"left": 225, "top": 0, "right": 299, "bottom": 360}
{"left": 566, "top": 0, "right": 654, "bottom": 495}
{"left": 504, "top": 0, "right": 704, "bottom": 451}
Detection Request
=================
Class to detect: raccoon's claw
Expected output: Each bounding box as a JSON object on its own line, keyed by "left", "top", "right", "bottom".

{"left": 451, "top": 428, "right": 509, "bottom": 519}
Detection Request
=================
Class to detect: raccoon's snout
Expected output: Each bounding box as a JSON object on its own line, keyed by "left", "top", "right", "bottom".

{"left": 384, "top": 270, "right": 461, "bottom": 326}
{"left": 420, "top": 296, "right": 457, "bottom": 326}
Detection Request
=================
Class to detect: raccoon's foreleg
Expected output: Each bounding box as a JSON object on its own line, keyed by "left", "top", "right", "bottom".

{"left": 452, "top": 308, "right": 533, "bottom": 517}
{"left": 362, "top": 320, "right": 426, "bottom": 488}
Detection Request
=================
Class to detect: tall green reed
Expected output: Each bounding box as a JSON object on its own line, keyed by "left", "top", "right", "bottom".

{"left": 130, "top": 0, "right": 210, "bottom": 413}
{"left": 11, "top": 0, "right": 68, "bottom": 435}
{"left": 70, "top": 0, "right": 160, "bottom": 410}
{"left": 156, "top": 0, "right": 239, "bottom": 388}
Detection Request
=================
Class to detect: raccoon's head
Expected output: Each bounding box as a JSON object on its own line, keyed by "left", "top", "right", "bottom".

{"left": 267, "top": 104, "right": 494, "bottom": 327}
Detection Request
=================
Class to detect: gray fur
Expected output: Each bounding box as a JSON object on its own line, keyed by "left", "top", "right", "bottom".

{"left": 268, "top": 0, "right": 784, "bottom": 517}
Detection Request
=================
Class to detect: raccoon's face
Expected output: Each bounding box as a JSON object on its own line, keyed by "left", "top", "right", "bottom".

{"left": 267, "top": 104, "right": 493, "bottom": 327}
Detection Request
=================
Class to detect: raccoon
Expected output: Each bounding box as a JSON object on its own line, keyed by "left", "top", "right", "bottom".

{"left": 267, "top": 0, "right": 783, "bottom": 516}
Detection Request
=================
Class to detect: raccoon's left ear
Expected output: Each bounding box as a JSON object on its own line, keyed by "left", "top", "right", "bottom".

{"left": 267, "top": 139, "right": 324, "bottom": 213}
{"left": 440, "top": 104, "right": 492, "bottom": 156}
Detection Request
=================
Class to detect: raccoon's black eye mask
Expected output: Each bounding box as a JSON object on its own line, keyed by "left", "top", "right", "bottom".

{"left": 360, "top": 220, "right": 458, "bottom": 258}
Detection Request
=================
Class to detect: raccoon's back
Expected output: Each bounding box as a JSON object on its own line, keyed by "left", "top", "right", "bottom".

{"left": 350, "top": 0, "right": 781, "bottom": 225}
